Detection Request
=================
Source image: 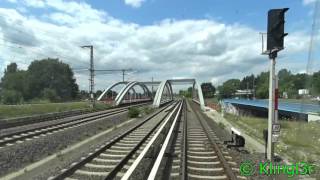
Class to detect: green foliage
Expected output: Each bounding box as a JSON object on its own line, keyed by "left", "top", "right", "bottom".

{"left": 1, "top": 89, "right": 23, "bottom": 104}
{"left": 255, "top": 71, "right": 269, "bottom": 99}
{"left": 0, "top": 59, "right": 79, "bottom": 104}
{"left": 93, "top": 102, "right": 111, "bottom": 111}
{"left": 218, "top": 122, "right": 225, "bottom": 129}
{"left": 95, "top": 90, "right": 103, "bottom": 98}
{"left": 312, "top": 71, "right": 320, "bottom": 95}
{"left": 26, "top": 58, "right": 79, "bottom": 100}
{"left": 225, "top": 113, "right": 320, "bottom": 164}
{"left": 128, "top": 107, "right": 140, "bottom": 118}
{"left": 1, "top": 64, "right": 28, "bottom": 98}
{"left": 143, "top": 106, "right": 154, "bottom": 115}
{"left": 218, "top": 79, "right": 240, "bottom": 98}
{"left": 179, "top": 87, "right": 193, "bottom": 98}
{"left": 41, "top": 88, "right": 59, "bottom": 102}
{"left": 4, "top": 63, "right": 18, "bottom": 74}
{"left": 240, "top": 74, "right": 255, "bottom": 90}
{"left": 201, "top": 82, "right": 216, "bottom": 98}
{"left": 218, "top": 68, "right": 320, "bottom": 99}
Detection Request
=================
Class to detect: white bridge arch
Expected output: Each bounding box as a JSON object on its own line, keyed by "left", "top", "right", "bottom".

{"left": 97, "top": 79, "right": 205, "bottom": 110}
{"left": 97, "top": 81, "right": 152, "bottom": 106}
{"left": 152, "top": 79, "right": 205, "bottom": 110}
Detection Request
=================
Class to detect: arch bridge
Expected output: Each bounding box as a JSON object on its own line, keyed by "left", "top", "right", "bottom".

{"left": 97, "top": 79, "right": 205, "bottom": 110}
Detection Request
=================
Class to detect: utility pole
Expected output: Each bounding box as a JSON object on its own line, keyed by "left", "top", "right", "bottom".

{"left": 151, "top": 77, "right": 154, "bottom": 94}
{"left": 252, "top": 77, "right": 255, "bottom": 99}
{"left": 246, "top": 82, "right": 249, "bottom": 99}
{"left": 122, "top": 69, "right": 125, "bottom": 82}
{"left": 81, "top": 45, "right": 95, "bottom": 108}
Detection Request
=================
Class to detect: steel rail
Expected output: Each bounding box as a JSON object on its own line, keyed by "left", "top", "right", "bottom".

{"left": 49, "top": 102, "right": 176, "bottom": 180}
{"left": 0, "top": 109, "right": 127, "bottom": 147}
{"left": 0, "top": 103, "right": 149, "bottom": 147}
{"left": 194, "top": 109, "right": 238, "bottom": 180}
{"left": 1, "top": 102, "right": 150, "bottom": 130}
{"left": 181, "top": 100, "right": 187, "bottom": 180}
{"left": 104, "top": 103, "right": 178, "bottom": 179}
{"left": 147, "top": 101, "right": 183, "bottom": 179}
{"left": 121, "top": 101, "right": 182, "bottom": 180}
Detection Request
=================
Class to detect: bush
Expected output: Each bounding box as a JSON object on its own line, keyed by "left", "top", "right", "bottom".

{"left": 1, "top": 89, "right": 23, "bottom": 104}
{"left": 218, "top": 122, "right": 225, "bottom": 129}
{"left": 128, "top": 107, "right": 140, "bottom": 118}
{"left": 143, "top": 107, "right": 153, "bottom": 115}
{"left": 93, "top": 102, "right": 111, "bottom": 111}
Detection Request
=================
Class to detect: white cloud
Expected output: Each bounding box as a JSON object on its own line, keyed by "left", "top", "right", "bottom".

{"left": 23, "top": 0, "right": 46, "bottom": 8}
{"left": 0, "top": 2, "right": 313, "bottom": 91}
{"left": 303, "top": 0, "right": 317, "bottom": 5}
{"left": 124, "top": 0, "right": 145, "bottom": 8}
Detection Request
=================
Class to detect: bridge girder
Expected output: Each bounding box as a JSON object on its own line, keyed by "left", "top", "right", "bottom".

{"left": 152, "top": 80, "right": 174, "bottom": 107}
{"left": 115, "top": 81, "right": 152, "bottom": 106}
{"left": 98, "top": 79, "right": 205, "bottom": 110}
{"left": 97, "top": 81, "right": 128, "bottom": 101}
{"left": 153, "top": 79, "right": 205, "bottom": 110}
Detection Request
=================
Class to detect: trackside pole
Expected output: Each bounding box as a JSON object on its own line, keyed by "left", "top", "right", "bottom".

{"left": 267, "top": 52, "right": 276, "bottom": 161}
{"left": 273, "top": 75, "right": 280, "bottom": 158}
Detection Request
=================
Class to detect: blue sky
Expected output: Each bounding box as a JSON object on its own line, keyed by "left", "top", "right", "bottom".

{"left": 1, "top": 0, "right": 314, "bottom": 29}
{"left": 0, "top": 0, "right": 318, "bottom": 90}
{"left": 95, "top": 0, "right": 312, "bottom": 29}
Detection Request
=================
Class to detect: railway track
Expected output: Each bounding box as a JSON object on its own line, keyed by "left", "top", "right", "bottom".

{"left": 0, "top": 103, "right": 148, "bottom": 148}
{"left": 183, "top": 100, "right": 244, "bottom": 180}
{"left": 49, "top": 101, "right": 183, "bottom": 180}
{"left": 4, "top": 99, "right": 246, "bottom": 180}
{"left": 144, "top": 100, "right": 245, "bottom": 180}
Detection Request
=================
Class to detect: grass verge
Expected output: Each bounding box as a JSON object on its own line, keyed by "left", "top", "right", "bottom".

{"left": 0, "top": 101, "right": 110, "bottom": 119}
{"left": 224, "top": 113, "right": 320, "bottom": 165}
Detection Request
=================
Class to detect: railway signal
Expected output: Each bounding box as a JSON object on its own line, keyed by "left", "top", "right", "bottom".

{"left": 264, "top": 8, "right": 289, "bottom": 162}
{"left": 267, "top": 8, "right": 289, "bottom": 52}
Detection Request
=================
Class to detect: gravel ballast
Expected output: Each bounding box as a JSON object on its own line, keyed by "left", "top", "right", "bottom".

{"left": 0, "top": 112, "right": 128, "bottom": 177}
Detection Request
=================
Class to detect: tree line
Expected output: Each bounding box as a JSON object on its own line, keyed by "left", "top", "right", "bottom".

{"left": 0, "top": 58, "right": 79, "bottom": 104}
{"left": 179, "top": 83, "right": 216, "bottom": 98}
{"left": 217, "top": 68, "right": 320, "bottom": 99}
{"left": 178, "top": 68, "right": 320, "bottom": 100}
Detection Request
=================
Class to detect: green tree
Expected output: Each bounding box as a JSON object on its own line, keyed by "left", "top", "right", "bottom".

{"left": 41, "top": 88, "right": 59, "bottom": 102}
{"left": 219, "top": 79, "right": 240, "bottom": 98}
{"left": 1, "top": 63, "right": 27, "bottom": 98}
{"left": 179, "top": 87, "right": 193, "bottom": 98}
{"left": 278, "top": 69, "right": 293, "bottom": 98}
{"left": 312, "top": 71, "right": 320, "bottom": 95}
{"left": 1, "top": 89, "right": 23, "bottom": 104}
{"left": 4, "top": 63, "right": 18, "bottom": 74}
{"left": 255, "top": 71, "right": 269, "bottom": 99}
{"left": 240, "top": 74, "right": 255, "bottom": 90}
{"left": 26, "top": 58, "right": 79, "bottom": 100}
{"left": 95, "top": 90, "right": 103, "bottom": 98}
{"left": 201, "top": 82, "right": 216, "bottom": 98}
{"left": 293, "top": 73, "right": 308, "bottom": 90}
